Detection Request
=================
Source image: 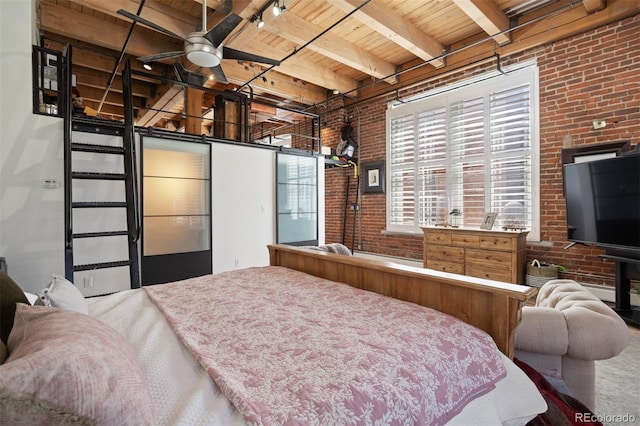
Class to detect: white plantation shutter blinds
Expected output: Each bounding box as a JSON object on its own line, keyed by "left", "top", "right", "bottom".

{"left": 389, "top": 113, "right": 416, "bottom": 226}
{"left": 386, "top": 65, "right": 539, "bottom": 237}
{"left": 416, "top": 108, "right": 447, "bottom": 225}
{"left": 489, "top": 84, "right": 532, "bottom": 229}
{"left": 449, "top": 97, "right": 486, "bottom": 226}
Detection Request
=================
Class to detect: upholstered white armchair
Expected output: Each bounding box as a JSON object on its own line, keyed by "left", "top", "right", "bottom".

{"left": 514, "top": 279, "right": 630, "bottom": 411}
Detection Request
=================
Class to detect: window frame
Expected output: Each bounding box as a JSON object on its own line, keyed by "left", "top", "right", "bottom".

{"left": 385, "top": 64, "right": 540, "bottom": 240}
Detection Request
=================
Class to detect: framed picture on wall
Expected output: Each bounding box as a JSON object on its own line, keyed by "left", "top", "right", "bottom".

{"left": 363, "top": 161, "right": 385, "bottom": 194}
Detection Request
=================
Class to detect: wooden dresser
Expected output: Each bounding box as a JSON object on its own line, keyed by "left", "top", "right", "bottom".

{"left": 422, "top": 227, "right": 528, "bottom": 284}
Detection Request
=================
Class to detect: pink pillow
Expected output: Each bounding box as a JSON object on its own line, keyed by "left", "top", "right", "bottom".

{"left": 0, "top": 304, "right": 155, "bottom": 425}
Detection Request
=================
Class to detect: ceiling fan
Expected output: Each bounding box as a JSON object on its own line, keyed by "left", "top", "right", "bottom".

{"left": 117, "top": 1, "right": 281, "bottom": 84}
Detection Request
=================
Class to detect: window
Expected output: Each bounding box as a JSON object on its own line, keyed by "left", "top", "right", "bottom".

{"left": 387, "top": 65, "right": 539, "bottom": 239}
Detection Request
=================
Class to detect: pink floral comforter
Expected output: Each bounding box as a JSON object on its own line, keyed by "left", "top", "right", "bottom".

{"left": 144, "top": 266, "right": 506, "bottom": 425}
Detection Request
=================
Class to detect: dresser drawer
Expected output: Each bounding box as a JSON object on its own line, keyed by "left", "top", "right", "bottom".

{"left": 465, "top": 248, "right": 513, "bottom": 266}
{"left": 466, "top": 265, "right": 513, "bottom": 282}
{"left": 451, "top": 233, "right": 479, "bottom": 248}
{"left": 422, "top": 227, "right": 528, "bottom": 284}
{"left": 479, "top": 236, "right": 513, "bottom": 251}
{"left": 427, "top": 260, "right": 465, "bottom": 274}
{"left": 425, "top": 231, "right": 451, "bottom": 245}
{"left": 426, "top": 246, "right": 464, "bottom": 262}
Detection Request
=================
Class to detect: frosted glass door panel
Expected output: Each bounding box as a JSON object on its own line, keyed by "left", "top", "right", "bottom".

{"left": 143, "top": 216, "right": 210, "bottom": 256}
{"left": 278, "top": 213, "right": 318, "bottom": 243}
{"left": 277, "top": 183, "right": 317, "bottom": 213}
{"left": 276, "top": 153, "right": 318, "bottom": 245}
{"left": 143, "top": 137, "right": 211, "bottom": 258}
{"left": 144, "top": 142, "right": 210, "bottom": 179}
{"left": 144, "top": 177, "right": 209, "bottom": 216}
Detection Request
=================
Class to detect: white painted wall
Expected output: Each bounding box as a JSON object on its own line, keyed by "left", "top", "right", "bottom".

{"left": 1, "top": 0, "right": 66, "bottom": 293}
{"left": 211, "top": 143, "right": 276, "bottom": 273}
{"left": 211, "top": 144, "right": 325, "bottom": 273}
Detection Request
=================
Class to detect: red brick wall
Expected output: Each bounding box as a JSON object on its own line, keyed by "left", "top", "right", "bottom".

{"left": 322, "top": 15, "right": 640, "bottom": 286}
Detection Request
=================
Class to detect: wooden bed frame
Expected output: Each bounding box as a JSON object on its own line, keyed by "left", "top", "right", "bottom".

{"left": 268, "top": 244, "right": 537, "bottom": 358}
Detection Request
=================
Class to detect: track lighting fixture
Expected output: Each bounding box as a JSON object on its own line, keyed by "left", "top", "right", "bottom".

{"left": 251, "top": 1, "right": 285, "bottom": 28}
{"left": 143, "top": 62, "right": 152, "bottom": 71}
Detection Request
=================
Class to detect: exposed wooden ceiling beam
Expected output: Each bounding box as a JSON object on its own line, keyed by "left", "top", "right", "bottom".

{"left": 74, "top": 85, "right": 146, "bottom": 109}
{"left": 229, "top": 39, "right": 358, "bottom": 94}
{"left": 136, "top": 84, "right": 184, "bottom": 127}
{"left": 65, "top": 0, "right": 200, "bottom": 39}
{"left": 326, "top": 0, "right": 446, "bottom": 68}
{"left": 500, "top": 0, "right": 638, "bottom": 57}
{"left": 583, "top": 0, "right": 607, "bottom": 13}
{"left": 206, "top": 60, "right": 327, "bottom": 105}
{"left": 262, "top": 9, "right": 397, "bottom": 83}
{"left": 72, "top": 66, "right": 153, "bottom": 98}
{"left": 42, "top": 37, "right": 166, "bottom": 85}
{"left": 452, "top": 0, "right": 511, "bottom": 45}
{"left": 39, "top": 2, "right": 183, "bottom": 61}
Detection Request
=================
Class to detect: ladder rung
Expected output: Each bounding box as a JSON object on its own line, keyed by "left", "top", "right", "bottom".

{"left": 73, "top": 231, "right": 129, "bottom": 239}
{"left": 72, "top": 117, "right": 124, "bottom": 135}
{"left": 72, "top": 143, "right": 125, "bottom": 155}
{"left": 74, "top": 260, "right": 131, "bottom": 272}
{"left": 72, "top": 172, "right": 126, "bottom": 180}
{"left": 72, "top": 201, "right": 127, "bottom": 208}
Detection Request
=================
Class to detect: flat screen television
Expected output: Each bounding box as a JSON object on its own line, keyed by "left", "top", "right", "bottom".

{"left": 563, "top": 152, "right": 640, "bottom": 256}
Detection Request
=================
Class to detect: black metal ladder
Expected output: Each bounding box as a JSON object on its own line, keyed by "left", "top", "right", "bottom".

{"left": 63, "top": 57, "right": 140, "bottom": 289}
{"left": 341, "top": 166, "right": 360, "bottom": 253}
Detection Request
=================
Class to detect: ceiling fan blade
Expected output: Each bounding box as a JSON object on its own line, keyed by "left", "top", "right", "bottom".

{"left": 138, "top": 51, "right": 185, "bottom": 63}
{"left": 174, "top": 63, "right": 206, "bottom": 86}
{"left": 203, "top": 13, "right": 243, "bottom": 47}
{"left": 222, "top": 47, "right": 281, "bottom": 66}
{"left": 209, "top": 65, "right": 228, "bottom": 84}
{"left": 117, "top": 9, "right": 187, "bottom": 41}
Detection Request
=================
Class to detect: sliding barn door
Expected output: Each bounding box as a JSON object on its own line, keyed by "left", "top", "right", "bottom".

{"left": 141, "top": 135, "right": 211, "bottom": 285}
{"left": 276, "top": 152, "right": 318, "bottom": 246}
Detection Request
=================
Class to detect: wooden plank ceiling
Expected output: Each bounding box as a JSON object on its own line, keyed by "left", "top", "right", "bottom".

{"left": 35, "top": 0, "right": 634, "bottom": 131}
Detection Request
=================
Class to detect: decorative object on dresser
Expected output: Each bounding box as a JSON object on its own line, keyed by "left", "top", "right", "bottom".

{"left": 422, "top": 226, "right": 528, "bottom": 284}
{"left": 480, "top": 212, "right": 498, "bottom": 230}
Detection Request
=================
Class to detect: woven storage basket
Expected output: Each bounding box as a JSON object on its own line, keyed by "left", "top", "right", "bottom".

{"left": 526, "top": 259, "right": 558, "bottom": 288}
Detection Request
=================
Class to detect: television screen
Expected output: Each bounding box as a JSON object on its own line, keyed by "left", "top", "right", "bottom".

{"left": 564, "top": 153, "right": 640, "bottom": 253}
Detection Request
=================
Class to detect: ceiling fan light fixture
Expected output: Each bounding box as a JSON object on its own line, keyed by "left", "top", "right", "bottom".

{"left": 185, "top": 33, "right": 222, "bottom": 67}
{"left": 187, "top": 50, "right": 221, "bottom": 67}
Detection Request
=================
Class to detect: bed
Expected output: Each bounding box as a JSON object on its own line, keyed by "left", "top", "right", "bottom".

{"left": 0, "top": 244, "right": 546, "bottom": 425}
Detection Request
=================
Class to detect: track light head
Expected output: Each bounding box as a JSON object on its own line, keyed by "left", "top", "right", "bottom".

{"left": 257, "top": 14, "right": 265, "bottom": 28}
{"left": 272, "top": 1, "right": 281, "bottom": 16}
{"left": 143, "top": 62, "right": 153, "bottom": 71}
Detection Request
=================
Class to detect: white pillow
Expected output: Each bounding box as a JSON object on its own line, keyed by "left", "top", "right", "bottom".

{"left": 23, "top": 292, "right": 39, "bottom": 305}
{"left": 37, "top": 275, "right": 88, "bottom": 315}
